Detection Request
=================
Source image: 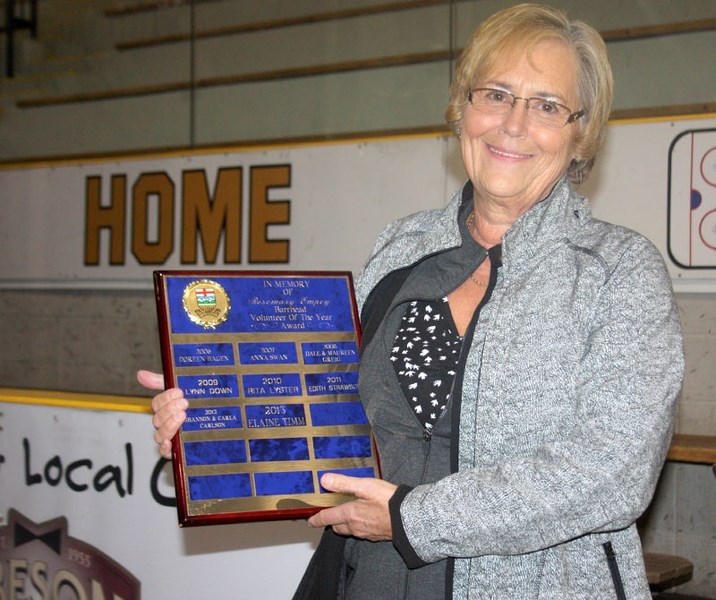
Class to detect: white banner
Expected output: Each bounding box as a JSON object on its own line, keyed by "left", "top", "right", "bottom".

{"left": 582, "top": 117, "right": 716, "bottom": 291}
{"left": 0, "top": 135, "right": 457, "bottom": 289}
{"left": 0, "top": 398, "right": 321, "bottom": 599}
{"left": 1, "top": 118, "right": 715, "bottom": 292}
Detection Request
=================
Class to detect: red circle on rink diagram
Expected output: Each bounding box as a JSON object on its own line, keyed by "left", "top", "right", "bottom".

{"left": 699, "top": 209, "right": 716, "bottom": 250}
{"left": 701, "top": 147, "right": 716, "bottom": 187}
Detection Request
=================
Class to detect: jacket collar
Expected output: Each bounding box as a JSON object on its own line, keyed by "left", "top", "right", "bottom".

{"left": 356, "top": 174, "right": 590, "bottom": 306}
{"left": 356, "top": 193, "right": 465, "bottom": 307}
{"left": 500, "top": 175, "right": 590, "bottom": 270}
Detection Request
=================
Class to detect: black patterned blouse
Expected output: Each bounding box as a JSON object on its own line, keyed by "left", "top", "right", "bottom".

{"left": 390, "top": 297, "right": 463, "bottom": 435}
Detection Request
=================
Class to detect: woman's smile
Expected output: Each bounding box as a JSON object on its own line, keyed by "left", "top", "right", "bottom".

{"left": 485, "top": 143, "right": 533, "bottom": 160}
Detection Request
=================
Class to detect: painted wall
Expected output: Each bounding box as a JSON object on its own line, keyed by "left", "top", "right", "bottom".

{"left": 0, "top": 0, "right": 714, "bottom": 596}
{"left": 0, "top": 0, "right": 715, "bottom": 160}
{"left": 0, "top": 127, "right": 714, "bottom": 595}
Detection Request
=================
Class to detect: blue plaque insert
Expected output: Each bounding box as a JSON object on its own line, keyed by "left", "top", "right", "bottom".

{"left": 313, "top": 435, "right": 373, "bottom": 459}
{"left": 173, "top": 343, "right": 235, "bottom": 367}
{"left": 165, "top": 275, "right": 356, "bottom": 334}
{"left": 188, "top": 473, "right": 252, "bottom": 501}
{"left": 183, "top": 406, "right": 243, "bottom": 431}
{"left": 254, "top": 471, "right": 314, "bottom": 496}
{"left": 309, "top": 402, "right": 369, "bottom": 426}
{"left": 243, "top": 373, "right": 302, "bottom": 397}
{"left": 305, "top": 371, "right": 359, "bottom": 396}
{"left": 177, "top": 374, "right": 239, "bottom": 399}
{"left": 184, "top": 440, "right": 247, "bottom": 466}
{"left": 238, "top": 341, "right": 298, "bottom": 365}
{"left": 249, "top": 437, "right": 310, "bottom": 462}
{"left": 318, "top": 468, "right": 377, "bottom": 493}
{"left": 245, "top": 404, "right": 306, "bottom": 428}
{"left": 302, "top": 341, "right": 359, "bottom": 365}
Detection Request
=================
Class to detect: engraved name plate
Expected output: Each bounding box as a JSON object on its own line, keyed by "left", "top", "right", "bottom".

{"left": 154, "top": 271, "right": 380, "bottom": 526}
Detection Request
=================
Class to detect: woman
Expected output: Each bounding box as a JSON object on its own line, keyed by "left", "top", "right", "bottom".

{"left": 141, "top": 4, "right": 684, "bottom": 599}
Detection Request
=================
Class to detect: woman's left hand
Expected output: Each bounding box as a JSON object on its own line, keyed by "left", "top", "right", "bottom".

{"left": 307, "top": 474, "right": 397, "bottom": 541}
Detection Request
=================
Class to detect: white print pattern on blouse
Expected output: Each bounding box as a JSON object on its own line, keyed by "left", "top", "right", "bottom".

{"left": 391, "top": 298, "right": 463, "bottom": 432}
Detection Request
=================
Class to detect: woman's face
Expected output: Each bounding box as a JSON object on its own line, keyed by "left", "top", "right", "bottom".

{"left": 460, "top": 39, "right": 581, "bottom": 215}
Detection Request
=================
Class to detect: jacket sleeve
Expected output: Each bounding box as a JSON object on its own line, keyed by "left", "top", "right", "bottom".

{"left": 355, "top": 219, "right": 403, "bottom": 311}
{"left": 395, "top": 235, "right": 685, "bottom": 562}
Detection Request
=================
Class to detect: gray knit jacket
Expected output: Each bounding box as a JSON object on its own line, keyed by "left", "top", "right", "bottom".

{"left": 354, "top": 177, "right": 685, "bottom": 599}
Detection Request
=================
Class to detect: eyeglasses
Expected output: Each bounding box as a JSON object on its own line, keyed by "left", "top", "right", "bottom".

{"left": 467, "top": 87, "right": 584, "bottom": 128}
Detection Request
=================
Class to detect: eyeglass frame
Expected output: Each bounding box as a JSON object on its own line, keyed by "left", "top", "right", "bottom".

{"left": 467, "top": 87, "right": 584, "bottom": 127}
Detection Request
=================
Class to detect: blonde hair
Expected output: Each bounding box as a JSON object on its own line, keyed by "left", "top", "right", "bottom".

{"left": 445, "top": 3, "right": 613, "bottom": 184}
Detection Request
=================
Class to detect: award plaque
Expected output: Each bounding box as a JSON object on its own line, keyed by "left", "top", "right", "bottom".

{"left": 153, "top": 271, "right": 380, "bottom": 526}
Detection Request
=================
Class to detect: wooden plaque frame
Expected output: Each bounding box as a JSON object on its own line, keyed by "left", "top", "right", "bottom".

{"left": 154, "top": 270, "right": 380, "bottom": 526}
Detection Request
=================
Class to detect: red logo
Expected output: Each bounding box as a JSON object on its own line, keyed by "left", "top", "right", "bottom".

{"left": 0, "top": 509, "right": 140, "bottom": 598}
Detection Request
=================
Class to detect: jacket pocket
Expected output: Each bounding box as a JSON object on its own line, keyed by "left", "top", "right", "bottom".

{"left": 603, "top": 541, "right": 627, "bottom": 600}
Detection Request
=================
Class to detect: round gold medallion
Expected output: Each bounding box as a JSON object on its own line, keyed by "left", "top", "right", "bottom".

{"left": 181, "top": 280, "right": 230, "bottom": 329}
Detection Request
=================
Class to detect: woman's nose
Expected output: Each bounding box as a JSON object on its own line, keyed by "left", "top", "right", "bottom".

{"left": 500, "top": 99, "right": 530, "bottom": 135}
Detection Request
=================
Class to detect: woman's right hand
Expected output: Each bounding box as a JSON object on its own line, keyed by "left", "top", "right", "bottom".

{"left": 137, "top": 370, "right": 189, "bottom": 459}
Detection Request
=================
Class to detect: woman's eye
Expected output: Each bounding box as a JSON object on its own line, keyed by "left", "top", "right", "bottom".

{"left": 536, "top": 101, "right": 558, "bottom": 114}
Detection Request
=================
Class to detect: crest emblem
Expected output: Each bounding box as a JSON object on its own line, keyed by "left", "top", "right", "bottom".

{"left": 194, "top": 286, "right": 216, "bottom": 306}
{"left": 182, "top": 280, "right": 230, "bottom": 329}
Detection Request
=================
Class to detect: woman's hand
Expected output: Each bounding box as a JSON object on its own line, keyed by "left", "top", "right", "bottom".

{"left": 136, "top": 370, "right": 188, "bottom": 459}
{"left": 307, "top": 474, "right": 397, "bottom": 541}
